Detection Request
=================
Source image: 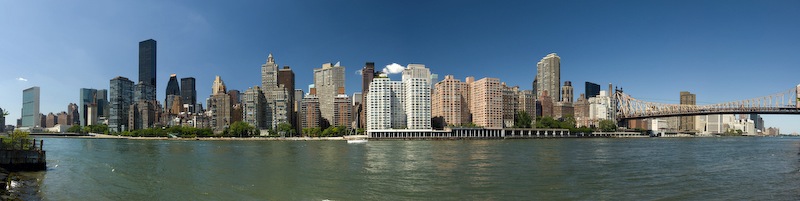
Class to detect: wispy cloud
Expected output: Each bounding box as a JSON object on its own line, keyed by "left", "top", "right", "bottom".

{"left": 382, "top": 63, "right": 405, "bottom": 74}
{"left": 355, "top": 69, "right": 362, "bottom": 75}
{"left": 16, "top": 77, "right": 28, "bottom": 82}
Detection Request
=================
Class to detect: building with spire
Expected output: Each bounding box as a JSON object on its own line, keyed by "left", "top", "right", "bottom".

{"left": 209, "top": 76, "right": 231, "bottom": 133}
{"left": 260, "top": 53, "right": 291, "bottom": 130}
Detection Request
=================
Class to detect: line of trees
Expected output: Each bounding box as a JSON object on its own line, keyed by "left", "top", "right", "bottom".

{"left": 302, "top": 125, "right": 349, "bottom": 137}
{"left": 513, "top": 111, "right": 617, "bottom": 133}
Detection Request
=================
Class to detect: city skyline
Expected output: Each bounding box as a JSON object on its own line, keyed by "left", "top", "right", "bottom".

{"left": 1, "top": 1, "right": 799, "bottom": 133}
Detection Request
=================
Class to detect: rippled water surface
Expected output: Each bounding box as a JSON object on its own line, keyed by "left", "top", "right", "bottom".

{"left": 19, "top": 137, "right": 800, "bottom": 200}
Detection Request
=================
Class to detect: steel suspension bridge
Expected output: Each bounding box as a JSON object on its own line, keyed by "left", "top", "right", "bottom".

{"left": 614, "top": 85, "right": 800, "bottom": 120}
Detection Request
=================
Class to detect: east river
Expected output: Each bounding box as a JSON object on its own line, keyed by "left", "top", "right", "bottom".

{"left": 11, "top": 137, "right": 800, "bottom": 200}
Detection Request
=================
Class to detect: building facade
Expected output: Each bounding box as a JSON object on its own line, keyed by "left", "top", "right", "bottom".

{"left": 366, "top": 77, "right": 406, "bottom": 130}
{"left": 470, "top": 78, "right": 503, "bottom": 129}
{"left": 209, "top": 76, "right": 231, "bottom": 133}
{"left": 180, "top": 77, "right": 197, "bottom": 113}
{"left": 313, "top": 62, "right": 346, "bottom": 127}
{"left": 679, "top": 91, "right": 696, "bottom": 132}
{"left": 536, "top": 53, "right": 561, "bottom": 103}
{"left": 110, "top": 76, "right": 134, "bottom": 132}
{"left": 360, "top": 62, "right": 375, "bottom": 129}
{"left": 585, "top": 82, "right": 601, "bottom": 99}
{"left": 299, "top": 89, "right": 321, "bottom": 130}
{"left": 21, "top": 86, "right": 41, "bottom": 128}
{"left": 139, "top": 39, "right": 157, "bottom": 88}
{"left": 243, "top": 86, "right": 266, "bottom": 129}
{"left": 432, "top": 75, "right": 471, "bottom": 127}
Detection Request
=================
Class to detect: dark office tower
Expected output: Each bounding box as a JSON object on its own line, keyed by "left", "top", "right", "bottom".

{"left": 584, "top": 82, "right": 600, "bottom": 99}
{"left": 359, "top": 62, "right": 375, "bottom": 128}
{"left": 139, "top": 39, "right": 157, "bottom": 88}
{"left": 180, "top": 77, "right": 197, "bottom": 113}
{"left": 278, "top": 66, "right": 296, "bottom": 134}
{"left": 166, "top": 74, "right": 180, "bottom": 96}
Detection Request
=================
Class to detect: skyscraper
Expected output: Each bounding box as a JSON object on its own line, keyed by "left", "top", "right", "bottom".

{"left": 21, "top": 86, "right": 40, "bottom": 128}
{"left": 360, "top": 62, "right": 375, "bottom": 129}
{"left": 139, "top": 39, "right": 157, "bottom": 87}
{"left": 243, "top": 86, "right": 266, "bottom": 129}
{"left": 209, "top": 76, "right": 231, "bottom": 132}
{"left": 402, "top": 64, "right": 432, "bottom": 130}
{"left": 679, "top": 91, "right": 696, "bottom": 132}
{"left": 261, "top": 54, "right": 291, "bottom": 129}
{"left": 432, "top": 75, "right": 471, "bottom": 127}
{"left": 313, "top": 62, "right": 345, "bottom": 126}
{"left": 585, "top": 82, "right": 601, "bottom": 99}
{"left": 96, "top": 89, "right": 108, "bottom": 118}
{"left": 79, "top": 88, "right": 98, "bottom": 126}
{"left": 278, "top": 66, "right": 296, "bottom": 132}
{"left": 110, "top": 76, "right": 134, "bottom": 132}
{"left": 536, "top": 53, "right": 561, "bottom": 103}
{"left": 166, "top": 74, "right": 181, "bottom": 111}
{"left": 180, "top": 77, "right": 197, "bottom": 113}
{"left": 366, "top": 77, "right": 405, "bottom": 130}
{"left": 470, "top": 78, "right": 503, "bottom": 129}
{"left": 299, "top": 88, "right": 321, "bottom": 131}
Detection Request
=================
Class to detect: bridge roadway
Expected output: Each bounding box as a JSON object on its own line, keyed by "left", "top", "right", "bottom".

{"left": 619, "top": 107, "right": 800, "bottom": 119}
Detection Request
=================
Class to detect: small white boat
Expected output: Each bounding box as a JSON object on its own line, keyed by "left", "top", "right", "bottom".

{"left": 347, "top": 139, "right": 368, "bottom": 144}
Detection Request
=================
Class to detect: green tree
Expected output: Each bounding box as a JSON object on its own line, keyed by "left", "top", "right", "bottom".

{"left": 535, "top": 116, "right": 561, "bottom": 129}
{"left": 559, "top": 116, "right": 577, "bottom": 130}
{"left": 599, "top": 119, "right": 617, "bottom": 132}
{"left": 2, "top": 130, "right": 31, "bottom": 149}
{"left": 514, "top": 111, "right": 533, "bottom": 128}
{"left": 277, "top": 123, "right": 294, "bottom": 137}
{"left": 67, "top": 125, "right": 82, "bottom": 133}
{"left": 226, "top": 121, "right": 257, "bottom": 137}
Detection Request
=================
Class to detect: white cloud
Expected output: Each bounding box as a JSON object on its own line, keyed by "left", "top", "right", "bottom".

{"left": 16, "top": 77, "right": 28, "bottom": 82}
{"left": 355, "top": 69, "right": 362, "bottom": 75}
{"left": 382, "top": 63, "right": 405, "bottom": 74}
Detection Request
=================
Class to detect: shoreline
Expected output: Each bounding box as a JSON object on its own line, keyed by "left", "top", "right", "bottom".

{"left": 47, "top": 133, "right": 365, "bottom": 141}
{"left": 31, "top": 133, "right": 785, "bottom": 141}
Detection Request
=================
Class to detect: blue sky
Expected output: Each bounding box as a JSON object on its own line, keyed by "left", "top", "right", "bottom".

{"left": 1, "top": 0, "right": 799, "bottom": 133}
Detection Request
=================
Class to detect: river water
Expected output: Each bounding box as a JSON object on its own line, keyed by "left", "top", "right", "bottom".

{"left": 13, "top": 137, "right": 800, "bottom": 200}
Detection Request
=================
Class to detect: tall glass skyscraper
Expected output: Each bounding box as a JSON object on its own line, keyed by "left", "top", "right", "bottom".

{"left": 21, "top": 86, "right": 40, "bottom": 128}
{"left": 109, "top": 76, "right": 134, "bottom": 132}
{"left": 138, "top": 39, "right": 157, "bottom": 88}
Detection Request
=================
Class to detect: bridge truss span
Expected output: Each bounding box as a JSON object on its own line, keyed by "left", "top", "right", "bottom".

{"left": 615, "top": 85, "right": 800, "bottom": 119}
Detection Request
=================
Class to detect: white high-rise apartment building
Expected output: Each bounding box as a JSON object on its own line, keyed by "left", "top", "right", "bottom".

{"left": 536, "top": 53, "right": 561, "bottom": 103}
{"left": 401, "top": 64, "right": 432, "bottom": 129}
{"left": 404, "top": 78, "right": 431, "bottom": 129}
{"left": 367, "top": 64, "right": 435, "bottom": 130}
{"left": 366, "top": 77, "right": 405, "bottom": 130}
